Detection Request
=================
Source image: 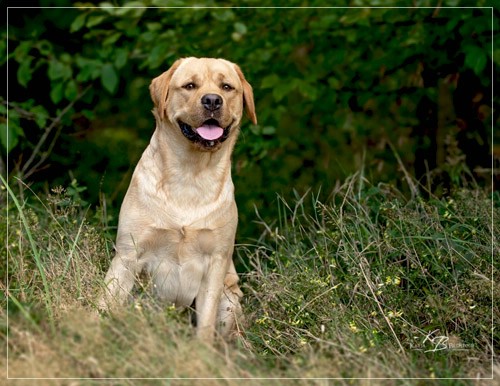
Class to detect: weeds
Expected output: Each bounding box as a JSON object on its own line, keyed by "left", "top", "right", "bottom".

{"left": 1, "top": 174, "right": 497, "bottom": 383}
{"left": 241, "top": 174, "right": 497, "bottom": 379}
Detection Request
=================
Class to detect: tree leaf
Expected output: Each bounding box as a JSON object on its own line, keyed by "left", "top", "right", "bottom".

{"left": 14, "top": 41, "right": 32, "bottom": 62}
{"left": 76, "top": 56, "right": 102, "bottom": 81}
{"left": 101, "top": 63, "right": 119, "bottom": 94}
{"left": 261, "top": 74, "right": 279, "bottom": 89}
{"left": 103, "top": 32, "right": 121, "bottom": 46}
{"left": 1, "top": 120, "right": 24, "bottom": 153}
{"left": 273, "top": 82, "right": 295, "bottom": 102}
{"left": 464, "top": 45, "right": 487, "bottom": 75}
{"left": 211, "top": 9, "right": 234, "bottom": 22}
{"left": 31, "top": 105, "right": 49, "bottom": 128}
{"left": 17, "top": 57, "right": 33, "bottom": 87}
{"left": 81, "top": 109, "right": 95, "bottom": 120}
{"left": 234, "top": 22, "right": 247, "bottom": 35}
{"left": 262, "top": 126, "right": 276, "bottom": 135}
{"left": 64, "top": 80, "right": 78, "bottom": 101}
{"left": 0, "top": 123, "right": 11, "bottom": 152}
{"left": 70, "top": 12, "right": 87, "bottom": 33}
{"left": 50, "top": 82, "right": 64, "bottom": 104}
{"left": 114, "top": 48, "right": 128, "bottom": 69}
{"left": 99, "top": 2, "right": 115, "bottom": 12}
{"left": 37, "top": 40, "right": 53, "bottom": 56}
{"left": 48, "top": 60, "right": 72, "bottom": 81}
{"left": 86, "top": 15, "right": 105, "bottom": 28}
{"left": 147, "top": 43, "right": 169, "bottom": 69}
{"left": 328, "top": 77, "right": 341, "bottom": 90}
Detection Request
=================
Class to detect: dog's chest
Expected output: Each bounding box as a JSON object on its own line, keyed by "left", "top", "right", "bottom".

{"left": 141, "top": 226, "right": 213, "bottom": 306}
{"left": 140, "top": 215, "right": 228, "bottom": 307}
{"left": 145, "top": 225, "right": 218, "bottom": 259}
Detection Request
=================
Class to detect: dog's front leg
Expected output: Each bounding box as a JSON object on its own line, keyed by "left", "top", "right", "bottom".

{"left": 217, "top": 260, "right": 243, "bottom": 338}
{"left": 195, "top": 253, "right": 230, "bottom": 342}
{"left": 98, "top": 252, "right": 142, "bottom": 310}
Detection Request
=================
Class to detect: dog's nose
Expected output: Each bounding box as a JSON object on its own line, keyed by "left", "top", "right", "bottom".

{"left": 201, "top": 94, "right": 223, "bottom": 111}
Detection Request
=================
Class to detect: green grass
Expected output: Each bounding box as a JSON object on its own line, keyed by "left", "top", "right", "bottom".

{"left": 1, "top": 174, "right": 498, "bottom": 384}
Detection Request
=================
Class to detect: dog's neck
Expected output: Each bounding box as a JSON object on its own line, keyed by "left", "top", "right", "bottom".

{"left": 147, "top": 121, "right": 238, "bottom": 183}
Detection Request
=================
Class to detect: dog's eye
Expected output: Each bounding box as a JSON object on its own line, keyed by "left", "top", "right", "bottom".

{"left": 183, "top": 83, "right": 196, "bottom": 90}
{"left": 222, "top": 83, "right": 234, "bottom": 91}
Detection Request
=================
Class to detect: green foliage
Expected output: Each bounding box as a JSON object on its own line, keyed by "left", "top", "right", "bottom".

{"left": 4, "top": 3, "right": 497, "bottom": 234}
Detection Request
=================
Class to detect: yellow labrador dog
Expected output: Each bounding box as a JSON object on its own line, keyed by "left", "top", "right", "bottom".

{"left": 99, "top": 57, "right": 257, "bottom": 342}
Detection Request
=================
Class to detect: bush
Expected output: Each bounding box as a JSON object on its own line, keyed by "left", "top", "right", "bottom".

{"left": 4, "top": 2, "right": 497, "bottom": 239}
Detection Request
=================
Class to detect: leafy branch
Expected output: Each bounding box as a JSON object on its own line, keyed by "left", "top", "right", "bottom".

{"left": 13, "top": 85, "right": 91, "bottom": 180}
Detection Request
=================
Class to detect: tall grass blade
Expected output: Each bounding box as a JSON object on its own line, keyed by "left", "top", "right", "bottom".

{"left": 1, "top": 175, "right": 55, "bottom": 331}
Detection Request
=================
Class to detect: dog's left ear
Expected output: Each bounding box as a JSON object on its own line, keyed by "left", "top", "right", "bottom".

{"left": 234, "top": 64, "right": 257, "bottom": 125}
{"left": 150, "top": 58, "right": 184, "bottom": 120}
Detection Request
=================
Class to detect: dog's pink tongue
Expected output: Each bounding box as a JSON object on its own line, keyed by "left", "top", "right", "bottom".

{"left": 196, "top": 124, "right": 224, "bottom": 140}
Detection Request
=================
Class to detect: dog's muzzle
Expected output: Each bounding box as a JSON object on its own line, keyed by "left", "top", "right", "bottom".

{"left": 178, "top": 118, "right": 232, "bottom": 149}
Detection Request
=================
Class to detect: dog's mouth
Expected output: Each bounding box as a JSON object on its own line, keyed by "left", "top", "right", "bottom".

{"left": 178, "top": 119, "right": 232, "bottom": 148}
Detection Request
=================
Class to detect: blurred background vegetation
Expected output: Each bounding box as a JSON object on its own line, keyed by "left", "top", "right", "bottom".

{"left": 3, "top": 0, "right": 499, "bottom": 241}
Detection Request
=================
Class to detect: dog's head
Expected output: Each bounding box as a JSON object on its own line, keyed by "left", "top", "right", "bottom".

{"left": 150, "top": 57, "right": 257, "bottom": 151}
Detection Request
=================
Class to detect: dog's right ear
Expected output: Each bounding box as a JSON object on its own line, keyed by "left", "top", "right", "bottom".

{"left": 233, "top": 64, "right": 257, "bottom": 125}
{"left": 149, "top": 58, "right": 184, "bottom": 120}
